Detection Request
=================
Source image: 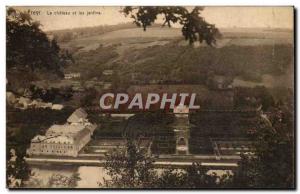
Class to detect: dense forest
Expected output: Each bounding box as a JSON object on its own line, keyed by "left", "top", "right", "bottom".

{"left": 68, "top": 41, "right": 292, "bottom": 87}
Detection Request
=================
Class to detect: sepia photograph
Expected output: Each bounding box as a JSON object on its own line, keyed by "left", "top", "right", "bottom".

{"left": 6, "top": 6, "right": 295, "bottom": 189}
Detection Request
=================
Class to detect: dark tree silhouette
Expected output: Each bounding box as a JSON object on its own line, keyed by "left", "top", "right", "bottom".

{"left": 102, "top": 138, "right": 229, "bottom": 188}
{"left": 102, "top": 138, "right": 156, "bottom": 188}
{"left": 232, "top": 107, "right": 294, "bottom": 188}
{"left": 122, "top": 6, "right": 221, "bottom": 45}
{"left": 6, "top": 7, "right": 71, "bottom": 74}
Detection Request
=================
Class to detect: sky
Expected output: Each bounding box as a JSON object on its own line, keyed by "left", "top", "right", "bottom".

{"left": 11, "top": 6, "right": 294, "bottom": 31}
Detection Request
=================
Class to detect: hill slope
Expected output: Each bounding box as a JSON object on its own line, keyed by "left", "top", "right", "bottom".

{"left": 57, "top": 26, "right": 293, "bottom": 89}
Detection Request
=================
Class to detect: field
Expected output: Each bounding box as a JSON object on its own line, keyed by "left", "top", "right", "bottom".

{"left": 60, "top": 27, "right": 293, "bottom": 51}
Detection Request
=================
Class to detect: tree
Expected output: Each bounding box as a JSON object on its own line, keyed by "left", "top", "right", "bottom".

{"left": 155, "top": 169, "right": 186, "bottom": 188}
{"left": 6, "top": 146, "right": 31, "bottom": 188}
{"left": 102, "top": 138, "right": 230, "bottom": 188}
{"left": 7, "top": 120, "right": 32, "bottom": 188}
{"left": 183, "top": 163, "right": 219, "bottom": 188}
{"left": 102, "top": 138, "right": 156, "bottom": 188}
{"left": 6, "top": 7, "right": 71, "bottom": 75}
{"left": 80, "top": 87, "right": 98, "bottom": 107}
{"left": 156, "top": 164, "right": 222, "bottom": 188}
{"left": 122, "top": 6, "right": 221, "bottom": 45}
{"left": 232, "top": 111, "right": 294, "bottom": 188}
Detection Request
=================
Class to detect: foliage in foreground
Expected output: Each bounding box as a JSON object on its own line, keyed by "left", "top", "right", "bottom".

{"left": 102, "top": 138, "right": 230, "bottom": 188}
{"left": 232, "top": 104, "right": 294, "bottom": 188}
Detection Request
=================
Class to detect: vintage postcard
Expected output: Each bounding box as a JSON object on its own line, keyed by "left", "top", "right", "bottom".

{"left": 6, "top": 6, "right": 294, "bottom": 189}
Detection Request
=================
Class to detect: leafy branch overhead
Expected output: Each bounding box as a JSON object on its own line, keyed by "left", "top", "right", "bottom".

{"left": 122, "top": 6, "right": 221, "bottom": 45}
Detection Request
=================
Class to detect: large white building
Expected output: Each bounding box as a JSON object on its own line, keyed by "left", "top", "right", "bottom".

{"left": 27, "top": 108, "right": 96, "bottom": 157}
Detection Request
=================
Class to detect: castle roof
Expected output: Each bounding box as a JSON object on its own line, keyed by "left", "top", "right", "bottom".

{"left": 32, "top": 124, "right": 92, "bottom": 144}
{"left": 67, "top": 108, "right": 87, "bottom": 123}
